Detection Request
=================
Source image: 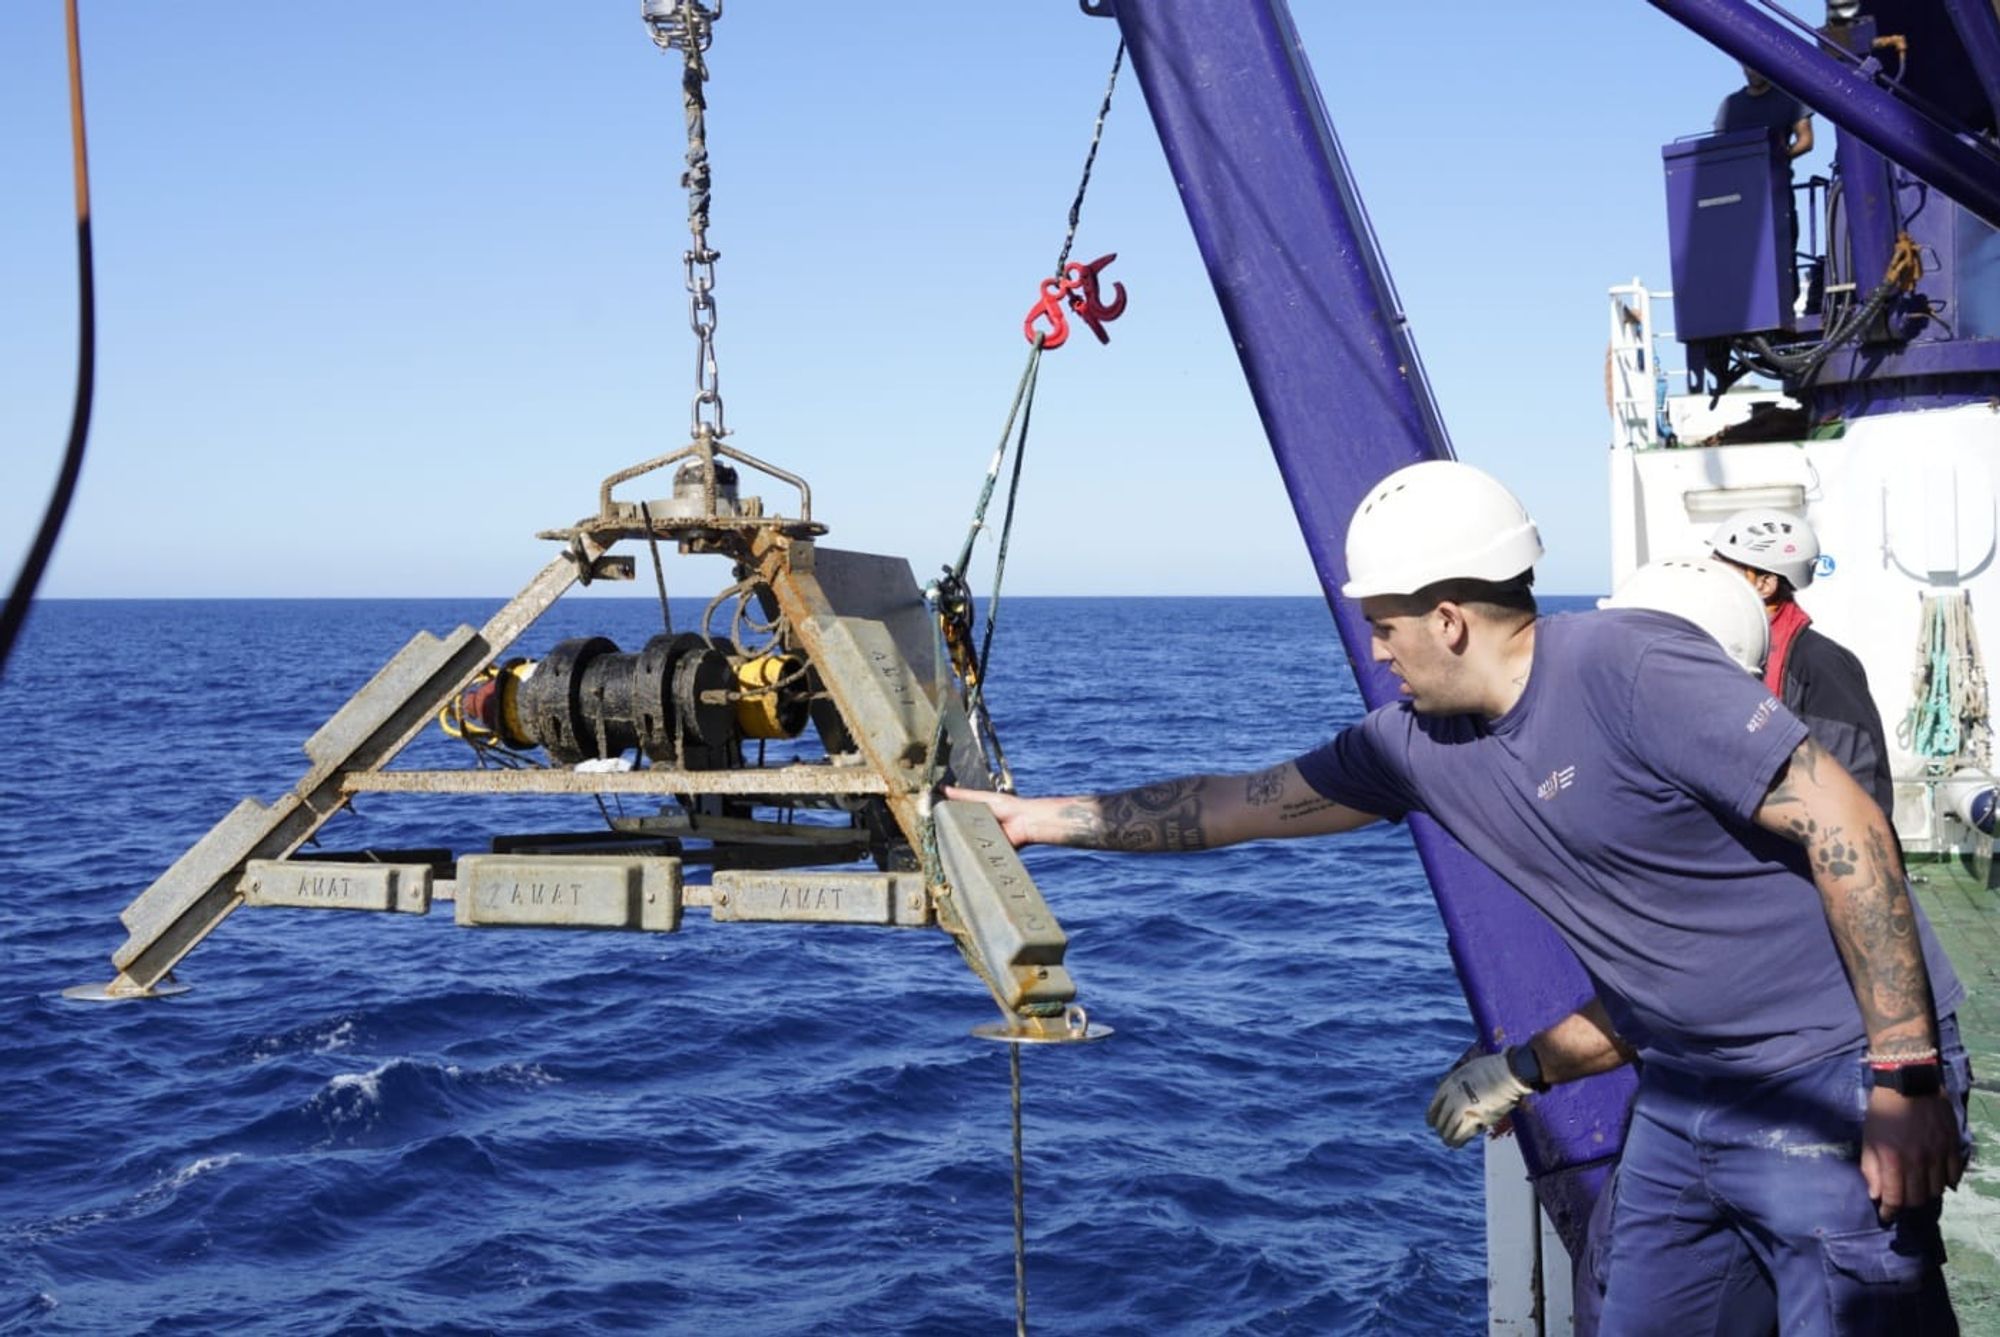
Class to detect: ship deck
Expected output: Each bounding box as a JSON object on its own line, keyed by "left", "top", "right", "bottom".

{"left": 1918, "top": 856, "right": 2000, "bottom": 1321}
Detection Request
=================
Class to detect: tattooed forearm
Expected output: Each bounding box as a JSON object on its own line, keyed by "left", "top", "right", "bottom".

{"left": 1768, "top": 739, "right": 1935, "bottom": 1047}
{"left": 1097, "top": 779, "right": 1211, "bottom": 851}
{"left": 1819, "top": 823, "right": 1931, "bottom": 1047}
{"left": 1050, "top": 779, "right": 1214, "bottom": 851}
{"left": 1240, "top": 760, "right": 1336, "bottom": 824}
{"left": 1037, "top": 765, "right": 1369, "bottom": 851}
{"left": 1276, "top": 796, "right": 1339, "bottom": 825}
{"left": 1759, "top": 734, "right": 1938, "bottom": 1050}
{"left": 1811, "top": 824, "right": 1860, "bottom": 880}
{"left": 1246, "top": 765, "right": 1285, "bottom": 806}
{"left": 1246, "top": 763, "right": 1341, "bottom": 826}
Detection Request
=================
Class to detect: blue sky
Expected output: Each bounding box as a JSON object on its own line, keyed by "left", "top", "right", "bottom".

{"left": 0, "top": 4, "right": 1817, "bottom": 598}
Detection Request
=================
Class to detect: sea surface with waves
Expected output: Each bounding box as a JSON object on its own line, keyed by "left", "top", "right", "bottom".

{"left": 0, "top": 595, "right": 1595, "bottom": 1334}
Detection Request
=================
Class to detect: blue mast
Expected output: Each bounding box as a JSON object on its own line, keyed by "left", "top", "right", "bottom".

{"left": 1108, "top": 0, "right": 1633, "bottom": 1256}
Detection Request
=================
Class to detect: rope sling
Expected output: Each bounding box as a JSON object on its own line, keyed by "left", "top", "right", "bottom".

{"left": 1908, "top": 590, "right": 1991, "bottom": 771}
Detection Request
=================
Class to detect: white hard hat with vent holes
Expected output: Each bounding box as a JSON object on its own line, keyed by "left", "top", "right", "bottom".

{"left": 1599, "top": 556, "right": 1769, "bottom": 672}
{"left": 1708, "top": 508, "right": 1820, "bottom": 589}
{"left": 1341, "top": 461, "right": 1543, "bottom": 599}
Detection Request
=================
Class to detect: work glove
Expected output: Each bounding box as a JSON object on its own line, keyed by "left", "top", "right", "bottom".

{"left": 1427, "top": 1051, "right": 1535, "bottom": 1149}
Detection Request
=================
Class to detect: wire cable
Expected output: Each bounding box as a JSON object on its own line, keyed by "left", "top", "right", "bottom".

{"left": 0, "top": 0, "right": 96, "bottom": 681}
{"left": 1010, "top": 1043, "right": 1028, "bottom": 1337}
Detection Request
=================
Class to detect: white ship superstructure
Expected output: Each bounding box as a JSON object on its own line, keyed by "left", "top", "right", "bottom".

{"left": 1609, "top": 282, "right": 1998, "bottom": 855}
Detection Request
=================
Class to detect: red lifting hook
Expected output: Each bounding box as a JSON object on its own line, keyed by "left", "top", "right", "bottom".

{"left": 1064, "top": 253, "right": 1126, "bottom": 344}
{"left": 1023, "top": 277, "right": 1075, "bottom": 350}
{"left": 1020, "top": 252, "right": 1127, "bottom": 349}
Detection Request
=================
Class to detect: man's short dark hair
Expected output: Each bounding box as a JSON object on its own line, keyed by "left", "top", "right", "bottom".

{"left": 1714, "top": 555, "right": 1795, "bottom": 602}
{"left": 1408, "top": 570, "right": 1538, "bottom": 621}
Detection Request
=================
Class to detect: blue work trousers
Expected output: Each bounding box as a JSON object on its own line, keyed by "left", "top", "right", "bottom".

{"left": 1596, "top": 1019, "right": 1971, "bottom": 1336}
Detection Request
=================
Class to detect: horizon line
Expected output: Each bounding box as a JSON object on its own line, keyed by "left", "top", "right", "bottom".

{"left": 32, "top": 590, "right": 1610, "bottom": 601}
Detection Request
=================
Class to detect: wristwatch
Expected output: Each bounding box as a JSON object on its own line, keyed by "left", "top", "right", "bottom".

{"left": 1871, "top": 1060, "right": 1944, "bottom": 1098}
{"left": 1506, "top": 1042, "right": 1550, "bottom": 1094}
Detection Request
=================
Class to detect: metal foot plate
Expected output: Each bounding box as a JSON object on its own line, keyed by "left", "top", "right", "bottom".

{"left": 972, "top": 1005, "right": 1112, "bottom": 1045}
{"left": 61, "top": 978, "right": 193, "bottom": 1002}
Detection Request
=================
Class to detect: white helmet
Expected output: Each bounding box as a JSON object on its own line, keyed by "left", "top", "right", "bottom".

{"left": 1599, "top": 556, "right": 1769, "bottom": 671}
{"left": 1341, "top": 461, "right": 1543, "bottom": 599}
{"left": 1708, "top": 508, "right": 1820, "bottom": 589}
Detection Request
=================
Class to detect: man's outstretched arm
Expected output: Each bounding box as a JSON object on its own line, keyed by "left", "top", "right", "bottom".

{"left": 944, "top": 760, "right": 1380, "bottom": 852}
{"left": 1754, "top": 734, "right": 1960, "bottom": 1221}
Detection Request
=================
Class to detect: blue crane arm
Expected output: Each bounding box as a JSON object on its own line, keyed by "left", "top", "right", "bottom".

{"left": 1648, "top": 0, "right": 2000, "bottom": 232}
{"left": 1107, "top": 0, "right": 1633, "bottom": 1260}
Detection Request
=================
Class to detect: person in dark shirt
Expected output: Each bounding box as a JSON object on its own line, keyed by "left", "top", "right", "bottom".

{"left": 1708, "top": 507, "right": 1895, "bottom": 819}
{"left": 1432, "top": 513, "right": 1901, "bottom": 1189}
{"left": 1715, "top": 65, "right": 1814, "bottom": 159}
{"left": 950, "top": 461, "right": 1967, "bottom": 1334}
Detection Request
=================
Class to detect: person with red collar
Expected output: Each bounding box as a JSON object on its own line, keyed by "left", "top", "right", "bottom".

{"left": 1709, "top": 508, "right": 1895, "bottom": 820}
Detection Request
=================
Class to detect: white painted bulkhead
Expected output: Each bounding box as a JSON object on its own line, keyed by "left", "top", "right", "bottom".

{"left": 1609, "top": 401, "right": 2000, "bottom": 850}
{"left": 1605, "top": 283, "right": 2000, "bottom": 854}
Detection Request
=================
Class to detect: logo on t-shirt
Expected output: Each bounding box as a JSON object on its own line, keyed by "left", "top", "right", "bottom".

{"left": 1746, "top": 697, "right": 1780, "bottom": 733}
{"left": 1536, "top": 766, "right": 1577, "bottom": 801}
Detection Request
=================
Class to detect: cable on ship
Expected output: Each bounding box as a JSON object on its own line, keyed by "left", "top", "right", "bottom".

{"left": 1710, "top": 231, "right": 1926, "bottom": 399}
{"left": 0, "top": 0, "right": 97, "bottom": 681}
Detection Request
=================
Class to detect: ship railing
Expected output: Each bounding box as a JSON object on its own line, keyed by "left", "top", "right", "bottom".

{"left": 1607, "top": 281, "right": 1683, "bottom": 451}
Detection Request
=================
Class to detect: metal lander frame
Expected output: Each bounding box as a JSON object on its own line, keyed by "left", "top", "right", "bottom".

{"left": 70, "top": 436, "right": 1099, "bottom": 1045}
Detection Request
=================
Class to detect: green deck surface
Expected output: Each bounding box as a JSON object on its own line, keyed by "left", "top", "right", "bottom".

{"left": 1916, "top": 858, "right": 2000, "bottom": 1328}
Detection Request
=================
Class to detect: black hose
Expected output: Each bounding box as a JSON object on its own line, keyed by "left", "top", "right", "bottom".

{"left": 1742, "top": 279, "right": 1897, "bottom": 384}
{"left": 0, "top": 0, "right": 95, "bottom": 681}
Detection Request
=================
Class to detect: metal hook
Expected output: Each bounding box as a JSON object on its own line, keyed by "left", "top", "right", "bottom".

{"left": 1064, "top": 253, "right": 1126, "bottom": 344}
{"left": 1022, "top": 277, "right": 1073, "bottom": 349}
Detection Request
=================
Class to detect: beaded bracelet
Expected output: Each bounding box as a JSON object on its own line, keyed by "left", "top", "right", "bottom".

{"left": 1864, "top": 1047, "right": 1940, "bottom": 1066}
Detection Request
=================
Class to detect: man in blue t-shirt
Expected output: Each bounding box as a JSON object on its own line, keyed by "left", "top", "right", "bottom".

{"left": 1716, "top": 65, "right": 1814, "bottom": 160}
{"left": 948, "top": 460, "right": 1967, "bottom": 1334}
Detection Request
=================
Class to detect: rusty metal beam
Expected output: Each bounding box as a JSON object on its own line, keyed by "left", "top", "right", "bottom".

{"left": 81, "top": 548, "right": 593, "bottom": 997}
{"left": 342, "top": 764, "right": 886, "bottom": 797}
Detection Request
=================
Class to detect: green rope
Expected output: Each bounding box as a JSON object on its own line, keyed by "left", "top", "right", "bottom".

{"left": 949, "top": 342, "right": 1046, "bottom": 585}
{"left": 1916, "top": 596, "right": 1962, "bottom": 760}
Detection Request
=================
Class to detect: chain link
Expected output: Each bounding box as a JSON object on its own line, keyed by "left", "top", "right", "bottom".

{"left": 643, "top": 0, "right": 728, "bottom": 440}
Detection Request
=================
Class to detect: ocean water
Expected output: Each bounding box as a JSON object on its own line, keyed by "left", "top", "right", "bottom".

{"left": 0, "top": 595, "right": 1590, "bottom": 1335}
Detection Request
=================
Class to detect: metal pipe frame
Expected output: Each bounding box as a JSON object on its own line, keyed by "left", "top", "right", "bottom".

{"left": 1940, "top": 0, "right": 2000, "bottom": 134}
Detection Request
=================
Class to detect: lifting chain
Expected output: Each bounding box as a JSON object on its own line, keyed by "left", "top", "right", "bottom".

{"left": 643, "top": 0, "right": 728, "bottom": 441}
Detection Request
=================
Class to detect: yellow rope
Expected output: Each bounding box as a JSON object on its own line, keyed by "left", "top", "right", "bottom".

{"left": 1887, "top": 231, "right": 1924, "bottom": 293}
